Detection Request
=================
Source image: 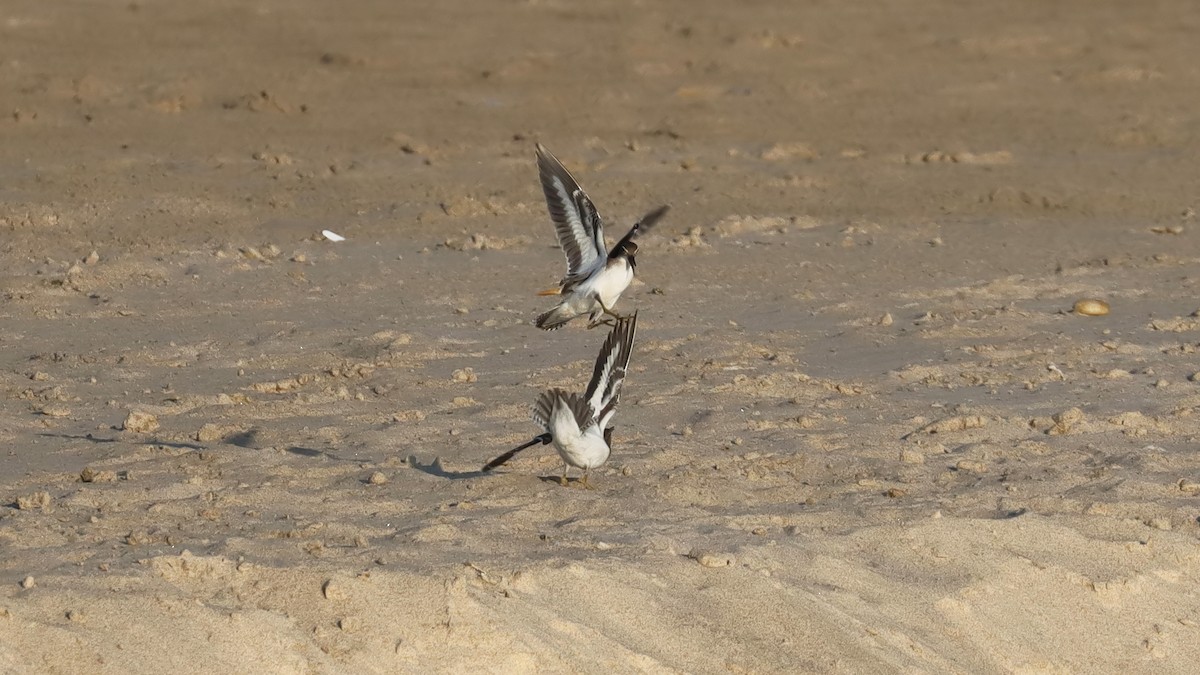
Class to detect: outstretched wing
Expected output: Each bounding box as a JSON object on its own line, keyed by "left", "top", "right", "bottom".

{"left": 584, "top": 312, "right": 638, "bottom": 423}
{"left": 608, "top": 204, "right": 670, "bottom": 261}
{"left": 536, "top": 144, "right": 606, "bottom": 280}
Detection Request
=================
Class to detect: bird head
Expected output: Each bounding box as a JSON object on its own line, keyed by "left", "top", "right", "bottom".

{"left": 617, "top": 240, "right": 638, "bottom": 270}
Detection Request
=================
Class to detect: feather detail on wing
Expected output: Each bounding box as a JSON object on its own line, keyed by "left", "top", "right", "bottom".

{"left": 535, "top": 388, "right": 596, "bottom": 432}
{"left": 585, "top": 312, "right": 638, "bottom": 423}
{"left": 532, "top": 389, "right": 559, "bottom": 432}
{"left": 536, "top": 144, "right": 606, "bottom": 281}
{"left": 609, "top": 204, "right": 670, "bottom": 261}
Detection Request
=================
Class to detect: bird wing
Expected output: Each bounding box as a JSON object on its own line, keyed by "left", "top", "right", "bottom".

{"left": 536, "top": 144, "right": 606, "bottom": 281}
{"left": 608, "top": 204, "right": 670, "bottom": 261}
{"left": 584, "top": 312, "right": 638, "bottom": 422}
{"left": 532, "top": 388, "right": 559, "bottom": 432}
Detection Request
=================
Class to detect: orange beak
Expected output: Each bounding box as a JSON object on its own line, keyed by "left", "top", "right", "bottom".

{"left": 536, "top": 287, "right": 562, "bottom": 296}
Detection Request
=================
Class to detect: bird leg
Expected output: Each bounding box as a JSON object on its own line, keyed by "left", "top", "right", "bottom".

{"left": 587, "top": 299, "right": 627, "bottom": 328}
{"left": 599, "top": 299, "right": 629, "bottom": 320}
{"left": 559, "top": 465, "right": 570, "bottom": 486}
{"left": 579, "top": 471, "right": 595, "bottom": 490}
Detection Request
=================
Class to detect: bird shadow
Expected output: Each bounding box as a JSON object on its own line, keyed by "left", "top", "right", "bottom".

{"left": 37, "top": 432, "right": 204, "bottom": 450}
{"left": 408, "top": 456, "right": 489, "bottom": 480}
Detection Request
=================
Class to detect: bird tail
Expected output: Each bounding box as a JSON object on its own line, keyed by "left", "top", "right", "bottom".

{"left": 535, "top": 304, "right": 576, "bottom": 330}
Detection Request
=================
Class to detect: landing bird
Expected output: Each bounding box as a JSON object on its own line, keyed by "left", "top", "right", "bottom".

{"left": 483, "top": 312, "right": 639, "bottom": 487}
{"left": 533, "top": 143, "right": 669, "bottom": 330}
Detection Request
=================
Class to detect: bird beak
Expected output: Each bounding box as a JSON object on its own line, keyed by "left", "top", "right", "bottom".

{"left": 537, "top": 287, "right": 562, "bottom": 296}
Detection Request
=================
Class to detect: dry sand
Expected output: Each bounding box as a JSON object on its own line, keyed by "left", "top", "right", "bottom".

{"left": 2, "top": 1, "right": 1200, "bottom": 672}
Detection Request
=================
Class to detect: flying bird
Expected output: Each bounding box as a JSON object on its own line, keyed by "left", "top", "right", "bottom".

{"left": 484, "top": 312, "right": 639, "bottom": 487}
{"left": 533, "top": 144, "right": 669, "bottom": 330}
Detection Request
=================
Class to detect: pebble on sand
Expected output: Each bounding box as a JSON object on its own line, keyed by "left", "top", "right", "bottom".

{"left": 451, "top": 368, "right": 478, "bottom": 383}
{"left": 1073, "top": 298, "right": 1110, "bottom": 316}
{"left": 688, "top": 548, "right": 734, "bottom": 568}
{"left": 16, "top": 492, "right": 51, "bottom": 510}
{"left": 122, "top": 410, "right": 160, "bottom": 433}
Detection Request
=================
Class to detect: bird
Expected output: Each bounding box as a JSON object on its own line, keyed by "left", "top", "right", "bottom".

{"left": 483, "top": 311, "right": 639, "bottom": 487}
{"left": 533, "top": 143, "right": 669, "bottom": 331}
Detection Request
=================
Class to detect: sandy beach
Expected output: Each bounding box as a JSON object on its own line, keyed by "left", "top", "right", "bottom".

{"left": 2, "top": 1, "right": 1200, "bottom": 672}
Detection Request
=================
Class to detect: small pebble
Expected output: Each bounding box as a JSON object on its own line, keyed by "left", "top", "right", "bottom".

{"left": 16, "top": 492, "right": 51, "bottom": 510}
{"left": 122, "top": 411, "right": 160, "bottom": 433}
{"left": 322, "top": 579, "right": 349, "bottom": 600}
{"left": 688, "top": 548, "right": 734, "bottom": 568}
{"left": 1073, "top": 298, "right": 1110, "bottom": 316}
{"left": 80, "top": 467, "right": 118, "bottom": 483}
{"left": 367, "top": 471, "right": 388, "bottom": 485}
{"left": 20, "top": 576, "right": 35, "bottom": 589}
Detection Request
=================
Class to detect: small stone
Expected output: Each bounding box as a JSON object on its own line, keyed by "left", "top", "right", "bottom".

{"left": 80, "top": 467, "right": 117, "bottom": 483}
{"left": 39, "top": 405, "right": 71, "bottom": 418}
{"left": 1048, "top": 407, "right": 1085, "bottom": 435}
{"left": 1073, "top": 298, "right": 1110, "bottom": 316}
{"left": 878, "top": 312, "right": 894, "bottom": 326}
{"left": 66, "top": 609, "right": 85, "bottom": 623}
{"left": 322, "top": 579, "right": 349, "bottom": 600}
{"left": 688, "top": 549, "right": 734, "bottom": 568}
{"left": 338, "top": 617, "right": 360, "bottom": 633}
{"left": 451, "top": 368, "right": 477, "bottom": 383}
{"left": 195, "top": 423, "right": 224, "bottom": 443}
{"left": 83, "top": 250, "right": 100, "bottom": 265}
{"left": 122, "top": 411, "right": 159, "bottom": 433}
{"left": 20, "top": 576, "right": 35, "bottom": 590}
{"left": 16, "top": 492, "right": 51, "bottom": 510}
{"left": 367, "top": 471, "right": 388, "bottom": 485}
{"left": 955, "top": 459, "right": 988, "bottom": 474}
{"left": 899, "top": 449, "right": 925, "bottom": 464}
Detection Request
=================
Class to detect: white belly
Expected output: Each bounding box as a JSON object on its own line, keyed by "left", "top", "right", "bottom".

{"left": 575, "top": 260, "right": 632, "bottom": 311}
{"left": 548, "top": 402, "right": 611, "bottom": 470}
{"left": 553, "top": 427, "right": 611, "bottom": 470}
{"left": 592, "top": 260, "right": 634, "bottom": 308}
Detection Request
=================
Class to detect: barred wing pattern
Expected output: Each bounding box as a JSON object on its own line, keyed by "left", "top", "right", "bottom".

{"left": 584, "top": 312, "right": 638, "bottom": 426}
{"left": 536, "top": 144, "right": 606, "bottom": 284}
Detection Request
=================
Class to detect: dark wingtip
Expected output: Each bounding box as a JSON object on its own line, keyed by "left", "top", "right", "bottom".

{"left": 641, "top": 204, "right": 671, "bottom": 227}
